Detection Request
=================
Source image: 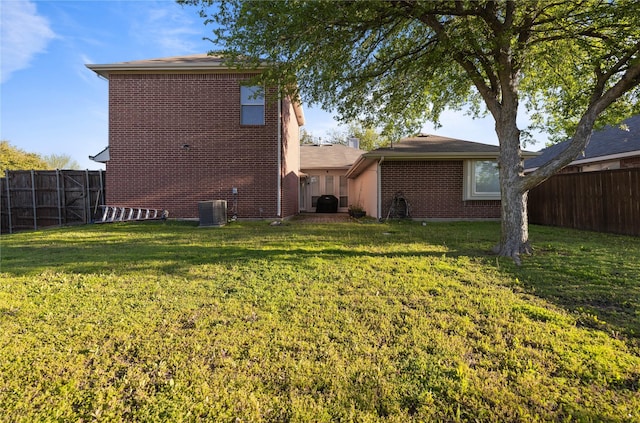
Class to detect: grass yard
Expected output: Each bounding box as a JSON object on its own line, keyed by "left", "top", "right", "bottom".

{"left": 0, "top": 220, "right": 639, "bottom": 422}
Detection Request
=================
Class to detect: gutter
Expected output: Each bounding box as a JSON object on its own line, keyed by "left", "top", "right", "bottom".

{"left": 277, "top": 88, "right": 282, "bottom": 218}
{"left": 377, "top": 156, "right": 384, "bottom": 219}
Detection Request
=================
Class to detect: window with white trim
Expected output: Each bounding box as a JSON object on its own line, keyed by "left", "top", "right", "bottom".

{"left": 240, "top": 86, "right": 265, "bottom": 125}
{"left": 463, "top": 160, "right": 501, "bottom": 200}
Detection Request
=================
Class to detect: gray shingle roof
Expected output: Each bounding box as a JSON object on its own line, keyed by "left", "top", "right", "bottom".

{"left": 524, "top": 115, "right": 640, "bottom": 169}
{"left": 301, "top": 144, "right": 365, "bottom": 169}
{"left": 366, "top": 134, "right": 501, "bottom": 155}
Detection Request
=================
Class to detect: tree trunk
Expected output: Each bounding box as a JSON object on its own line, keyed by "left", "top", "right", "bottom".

{"left": 495, "top": 185, "right": 531, "bottom": 265}
{"left": 493, "top": 112, "right": 532, "bottom": 265}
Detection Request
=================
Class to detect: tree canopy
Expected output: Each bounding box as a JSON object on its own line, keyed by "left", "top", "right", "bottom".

{"left": 0, "top": 141, "right": 48, "bottom": 177}
{"left": 181, "top": 0, "right": 640, "bottom": 261}
{"left": 43, "top": 153, "right": 81, "bottom": 170}
{"left": 184, "top": 0, "right": 639, "bottom": 141}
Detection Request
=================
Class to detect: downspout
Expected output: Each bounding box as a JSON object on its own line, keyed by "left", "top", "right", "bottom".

{"left": 377, "top": 156, "right": 384, "bottom": 219}
{"left": 277, "top": 87, "right": 282, "bottom": 218}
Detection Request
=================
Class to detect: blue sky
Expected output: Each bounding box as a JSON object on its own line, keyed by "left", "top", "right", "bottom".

{"left": 1, "top": 0, "right": 548, "bottom": 170}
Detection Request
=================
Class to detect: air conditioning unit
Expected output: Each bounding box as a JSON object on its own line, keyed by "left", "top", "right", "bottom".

{"left": 198, "top": 200, "right": 227, "bottom": 227}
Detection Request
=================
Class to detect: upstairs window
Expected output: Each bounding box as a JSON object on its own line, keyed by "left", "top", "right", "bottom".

{"left": 240, "top": 86, "right": 265, "bottom": 125}
{"left": 463, "top": 160, "right": 501, "bottom": 200}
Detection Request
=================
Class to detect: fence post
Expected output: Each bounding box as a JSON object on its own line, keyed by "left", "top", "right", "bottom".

{"left": 85, "top": 169, "right": 90, "bottom": 224}
{"left": 4, "top": 170, "right": 12, "bottom": 234}
{"left": 31, "top": 170, "right": 37, "bottom": 230}
{"left": 56, "top": 169, "right": 62, "bottom": 226}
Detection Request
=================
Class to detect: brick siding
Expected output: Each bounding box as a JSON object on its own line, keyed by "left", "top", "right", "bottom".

{"left": 106, "top": 72, "right": 297, "bottom": 218}
{"left": 380, "top": 160, "right": 501, "bottom": 219}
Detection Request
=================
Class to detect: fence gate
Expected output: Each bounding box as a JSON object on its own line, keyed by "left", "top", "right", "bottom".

{"left": 1, "top": 170, "right": 105, "bottom": 234}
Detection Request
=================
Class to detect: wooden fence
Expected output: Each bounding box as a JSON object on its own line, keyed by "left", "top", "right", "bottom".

{"left": 1, "top": 170, "right": 105, "bottom": 234}
{"left": 528, "top": 168, "right": 640, "bottom": 236}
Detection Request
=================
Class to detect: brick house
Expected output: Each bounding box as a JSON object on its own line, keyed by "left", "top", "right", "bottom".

{"left": 346, "top": 134, "right": 538, "bottom": 220}
{"left": 299, "top": 142, "right": 365, "bottom": 212}
{"left": 87, "top": 54, "right": 304, "bottom": 219}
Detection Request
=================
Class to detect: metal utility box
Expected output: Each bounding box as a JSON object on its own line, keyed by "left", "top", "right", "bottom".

{"left": 199, "top": 200, "right": 227, "bottom": 227}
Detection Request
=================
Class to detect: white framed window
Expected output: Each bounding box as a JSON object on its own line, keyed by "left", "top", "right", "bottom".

{"left": 240, "top": 85, "right": 265, "bottom": 125}
{"left": 463, "top": 160, "right": 501, "bottom": 200}
{"left": 339, "top": 176, "right": 348, "bottom": 208}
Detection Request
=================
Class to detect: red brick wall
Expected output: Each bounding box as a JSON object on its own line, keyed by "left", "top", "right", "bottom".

{"left": 106, "top": 72, "right": 295, "bottom": 218}
{"left": 380, "top": 160, "right": 501, "bottom": 219}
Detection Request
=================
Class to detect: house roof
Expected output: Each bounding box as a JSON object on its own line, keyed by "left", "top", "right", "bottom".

{"left": 346, "top": 134, "right": 538, "bottom": 178}
{"left": 301, "top": 144, "right": 365, "bottom": 170}
{"left": 524, "top": 115, "right": 640, "bottom": 170}
{"left": 86, "top": 54, "right": 305, "bottom": 127}
{"left": 89, "top": 146, "right": 110, "bottom": 163}
{"left": 85, "top": 54, "right": 233, "bottom": 77}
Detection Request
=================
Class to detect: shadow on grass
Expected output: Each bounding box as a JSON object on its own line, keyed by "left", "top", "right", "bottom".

{"left": 2, "top": 219, "right": 500, "bottom": 276}
{"left": 5, "top": 220, "right": 637, "bottom": 345}
{"left": 498, "top": 224, "right": 640, "bottom": 346}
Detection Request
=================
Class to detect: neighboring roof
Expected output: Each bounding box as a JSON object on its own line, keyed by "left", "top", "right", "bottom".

{"left": 524, "top": 115, "right": 640, "bottom": 170}
{"left": 301, "top": 144, "right": 365, "bottom": 170}
{"left": 86, "top": 54, "right": 305, "bottom": 126}
{"left": 89, "top": 146, "right": 109, "bottom": 163}
{"left": 347, "top": 134, "right": 537, "bottom": 177}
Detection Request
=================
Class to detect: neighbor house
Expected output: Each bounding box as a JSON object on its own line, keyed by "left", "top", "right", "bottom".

{"left": 299, "top": 142, "right": 365, "bottom": 213}
{"left": 524, "top": 115, "right": 640, "bottom": 173}
{"left": 346, "top": 134, "right": 538, "bottom": 220}
{"left": 87, "top": 54, "right": 304, "bottom": 219}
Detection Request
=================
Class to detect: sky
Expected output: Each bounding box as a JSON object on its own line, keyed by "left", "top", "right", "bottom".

{"left": 1, "top": 0, "right": 550, "bottom": 170}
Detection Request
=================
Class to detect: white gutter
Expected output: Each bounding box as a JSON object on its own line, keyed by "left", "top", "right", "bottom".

{"left": 277, "top": 88, "right": 282, "bottom": 218}
{"left": 377, "top": 156, "right": 384, "bottom": 219}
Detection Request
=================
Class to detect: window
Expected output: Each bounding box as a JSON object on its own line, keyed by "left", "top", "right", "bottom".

{"left": 240, "top": 86, "right": 265, "bottom": 125}
{"left": 324, "top": 176, "right": 334, "bottom": 195}
{"left": 463, "top": 160, "right": 500, "bottom": 200}
{"left": 339, "top": 176, "right": 348, "bottom": 208}
{"left": 310, "top": 175, "right": 320, "bottom": 207}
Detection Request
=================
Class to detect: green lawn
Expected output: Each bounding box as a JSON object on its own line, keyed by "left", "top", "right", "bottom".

{"left": 1, "top": 220, "right": 639, "bottom": 422}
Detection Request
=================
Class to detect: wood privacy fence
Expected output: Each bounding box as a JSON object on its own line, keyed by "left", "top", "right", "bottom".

{"left": 1, "top": 170, "right": 105, "bottom": 234}
{"left": 528, "top": 168, "right": 640, "bottom": 236}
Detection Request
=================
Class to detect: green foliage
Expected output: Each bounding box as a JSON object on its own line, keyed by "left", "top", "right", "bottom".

{"left": 0, "top": 140, "right": 48, "bottom": 177}
{"left": 43, "top": 153, "right": 81, "bottom": 170}
{"left": 180, "top": 0, "right": 640, "bottom": 141}
{"left": 1, "top": 221, "right": 639, "bottom": 421}
{"left": 301, "top": 123, "right": 389, "bottom": 151}
{"left": 299, "top": 128, "right": 315, "bottom": 145}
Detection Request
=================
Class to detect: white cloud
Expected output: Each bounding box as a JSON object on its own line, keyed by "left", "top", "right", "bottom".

{"left": 128, "top": 1, "right": 204, "bottom": 56}
{"left": 0, "top": 0, "right": 56, "bottom": 83}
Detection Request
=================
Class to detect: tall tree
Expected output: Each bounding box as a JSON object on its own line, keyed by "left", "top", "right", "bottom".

{"left": 0, "top": 141, "right": 48, "bottom": 177}
{"left": 43, "top": 153, "right": 81, "bottom": 170}
{"left": 325, "top": 123, "right": 391, "bottom": 151}
{"left": 181, "top": 0, "right": 640, "bottom": 262}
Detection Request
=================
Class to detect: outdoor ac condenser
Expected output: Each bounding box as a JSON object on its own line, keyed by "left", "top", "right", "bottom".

{"left": 198, "top": 200, "right": 227, "bottom": 227}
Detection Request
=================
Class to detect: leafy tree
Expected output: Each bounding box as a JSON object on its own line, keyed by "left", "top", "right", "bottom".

{"left": 43, "top": 153, "right": 81, "bottom": 170}
{"left": 0, "top": 140, "right": 48, "bottom": 177}
{"left": 324, "top": 123, "right": 390, "bottom": 151}
{"left": 300, "top": 128, "right": 316, "bottom": 145}
{"left": 182, "top": 0, "right": 640, "bottom": 262}
{"left": 348, "top": 123, "right": 391, "bottom": 151}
